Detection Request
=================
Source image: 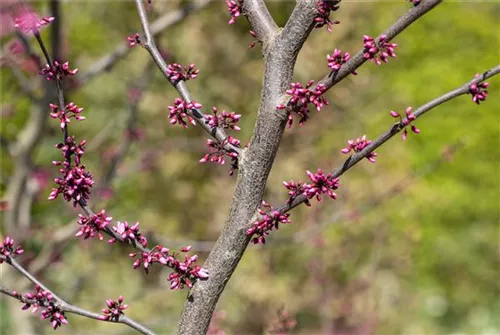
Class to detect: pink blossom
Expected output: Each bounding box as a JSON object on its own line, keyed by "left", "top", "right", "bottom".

{"left": 205, "top": 107, "right": 241, "bottom": 131}
{"left": 75, "top": 210, "right": 112, "bottom": 240}
{"left": 468, "top": 76, "right": 489, "bottom": 105}
{"left": 0, "top": 236, "right": 24, "bottom": 262}
{"left": 166, "top": 63, "right": 199, "bottom": 82}
{"left": 100, "top": 296, "right": 128, "bottom": 321}
{"left": 14, "top": 9, "right": 54, "bottom": 33}
{"left": 127, "top": 33, "right": 141, "bottom": 47}
{"left": 247, "top": 201, "right": 291, "bottom": 244}
{"left": 109, "top": 221, "right": 148, "bottom": 247}
{"left": 390, "top": 106, "right": 420, "bottom": 140}
{"left": 167, "top": 98, "right": 200, "bottom": 128}
{"left": 363, "top": 34, "right": 397, "bottom": 65}
{"left": 341, "top": 135, "right": 377, "bottom": 163}
{"left": 282, "top": 180, "right": 311, "bottom": 207}
{"left": 304, "top": 168, "right": 340, "bottom": 202}
{"left": 40, "top": 61, "right": 78, "bottom": 81}
{"left": 314, "top": 0, "right": 341, "bottom": 32}
{"left": 278, "top": 80, "right": 329, "bottom": 128}
{"left": 226, "top": 0, "right": 242, "bottom": 24}
{"left": 49, "top": 102, "right": 85, "bottom": 129}
{"left": 199, "top": 136, "right": 240, "bottom": 175}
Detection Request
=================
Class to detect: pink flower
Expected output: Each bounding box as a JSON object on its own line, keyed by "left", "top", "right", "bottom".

{"left": 278, "top": 80, "right": 329, "bottom": 128}
{"left": 14, "top": 9, "right": 54, "bottom": 33}
{"left": 129, "top": 245, "right": 208, "bottom": 287}
{"left": 109, "top": 221, "right": 148, "bottom": 247}
{"left": 127, "top": 33, "right": 141, "bottom": 47}
{"left": 341, "top": 135, "right": 377, "bottom": 163}
{"left": 167, "top": 98, "right": 200, "bottom": 128}
{"left": 314, "top": 0, "right": 341, "bottom": 32}
{"left": 226, "top": 0, "right": 242, "bottom": 24}
{"left": 327, "top": 49, "right": 353, "bottom": 72}
{"left": 390, "top": 106, "right": 420, "bottom": 140}
{"left": 166, "top": 63, "right": 199, "bottom": 82}
{"left": 21, "top": 285, "right": 68, "bottom": 330}
{"left": 407, "top": 0, "right": 421, "bottom": 5}
{"left": 49, "top": 164, "right": 94, "bottom": 207}
{"left": 468, "top": 76, "right": 489, "bottom": 105}
{"left": 247, "top": 201, "right": 291, "bottom": 244}
{"left": 363, "top": 34, "right": 397, "bottom": 65}
{"left": 304, "top": 168, "right": 340, "bottom": 202}
{"left": 75, "top": 210, "right": 112, "bottom": 240}
{"left": 49, "top": 102, "right": 85, "bottom": 129}
{"left": 199, "top": 136, "right": 240, "bottom": 175}
{"left": 205, "top": 107, "right": 241, "bottom": 131}
{"left": 40, "top": 61, "right": 78, "bottom": 81}
{"left": 282, "top": 180, "right": 311, "bottom": 207}
{"left": 0, "top": 236, "right": 24, "bottom": 262}
{"left": 100, "top": 296, "right": 128, "bottom": 321}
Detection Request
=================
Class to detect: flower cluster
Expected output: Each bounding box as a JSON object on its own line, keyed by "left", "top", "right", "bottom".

{"left": 226, "top": 0, "right": 242, "bottom": 25}
{"left": 277, "top": 80, "right": 329, "bottom": 128}
{"left": 167, "top": 252, "right": 209, "bottom": 290}
{"left": 167, "top": 98, "right": 201, "bottom": 128}
{"left": 206, "top": 107, "right": 241, "bottom": 131}
{"left": 363, "top": 34, "right": 397, "bottom": 65}
{"left": 282, "top": 180, "right": 311, "bottom": 207}
{"left": 304, "top": 169, "right": 340, "bottom": 201}
{"left": 100, "top": 296, "right": 128, "bottom": 321}
{"left": 199, "top": 137, "right": 240, "bottom": 175}
{"left": 49, "top": 136, "right": 93, "bottom": 206}
{"left": 40, "top": 61, "right": 78, "bottom": 81}
{"left": 283, "top": 169, "right": 340, "bottom": 205}
{"left": 468, "top": 78, "right": 489, "bottom": 105}
{"left": 407, "top": 0, "right": 421, "bottom": 6}
{"left": 326, "top": 49, "right": 355, "bottom": 73}
{"left": 166, "top": 63, "right": 199, "bottom": 82}
{"left": 75, "top": 210, "right": 112, "bottom": 240}
{"left": 125, "top": 242, "right": 210, "bottom": 291}
{"left": 341, "top": 135, "right": 377, "bottom": 163}
{"left": 49, "top": 102, "right": 85, "bottom": 129}
{"left": 127, "top": 33, "right": 141, "bottom": 47}
{"left": 390, "top": 106, "right": 421, "bottom": 140}
{"left": 129, "top": 245, "right": 208, "bottom": 289}
{"left": 22, "top": 285, "right": 68, "bottom": 330}
{"left": 247, "top": 201, "right": 291, "bottom": 244}
{"left": 0, "top": 236, "right": 24, "bottom": 262}
{"left": 314, "top": 0, "right": 341, "bottom": 32}
{"left": 14, "top": 11, "right": 54, "bottom": 33}
{"left": 109, "top": 221, "right": 148, "bottom": 247}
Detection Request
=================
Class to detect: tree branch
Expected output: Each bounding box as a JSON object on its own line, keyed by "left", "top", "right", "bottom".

{"left": 176, "top": 1, "right": 319, "bottom": 333}
{"left": 134, "top": 0, "right": 241, "bottom": 157}
{"left": 242, "top": 0, "right": 278, "bottom": 44}
{"left": 78, "top": 0, "right": 212, "bottom": 86}
{"left": 1, "top": 258, "right": 155, "bottom": 335}
{"left": 280, "top": 65, "right": 500, "bottom": 213}
{"left": 318, "top": 0, "right": 443, "bottom": 91}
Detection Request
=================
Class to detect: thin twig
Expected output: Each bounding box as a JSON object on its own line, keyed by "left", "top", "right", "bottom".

{"left": 1, "top": 258, "right": 155, "bottom": 335}
{"left": 78, "top": 0, "right": 212, "bottom": 86}
{"left": 278, "top": 65, "right": 500, "bottom": 214}
{"left": 134, "top": 0, "right": 242, "bottom": 157}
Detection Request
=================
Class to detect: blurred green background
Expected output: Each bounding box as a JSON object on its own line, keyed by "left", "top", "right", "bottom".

{"left": 1, "top": 1, "right": 499, "bottom": 334}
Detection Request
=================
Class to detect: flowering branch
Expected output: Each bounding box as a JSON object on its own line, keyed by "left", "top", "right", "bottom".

{"left": 278, "top": 65, "right": 500, "bottom": 214}
{"left": 0, "top": 258, "right": 155, "bottom": 335}
{"left": 78, "top": 0, "right": 212, "bottom": 86}
{"left": 318, "top": 0, "right": 442, "bottom": 91}
{"left": 134, "top": 0, "right": 241, "bottom": 159}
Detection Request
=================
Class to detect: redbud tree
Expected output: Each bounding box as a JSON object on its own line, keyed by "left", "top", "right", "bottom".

{"left": 0, "top": 1, "right": 498, "bottom": 334}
